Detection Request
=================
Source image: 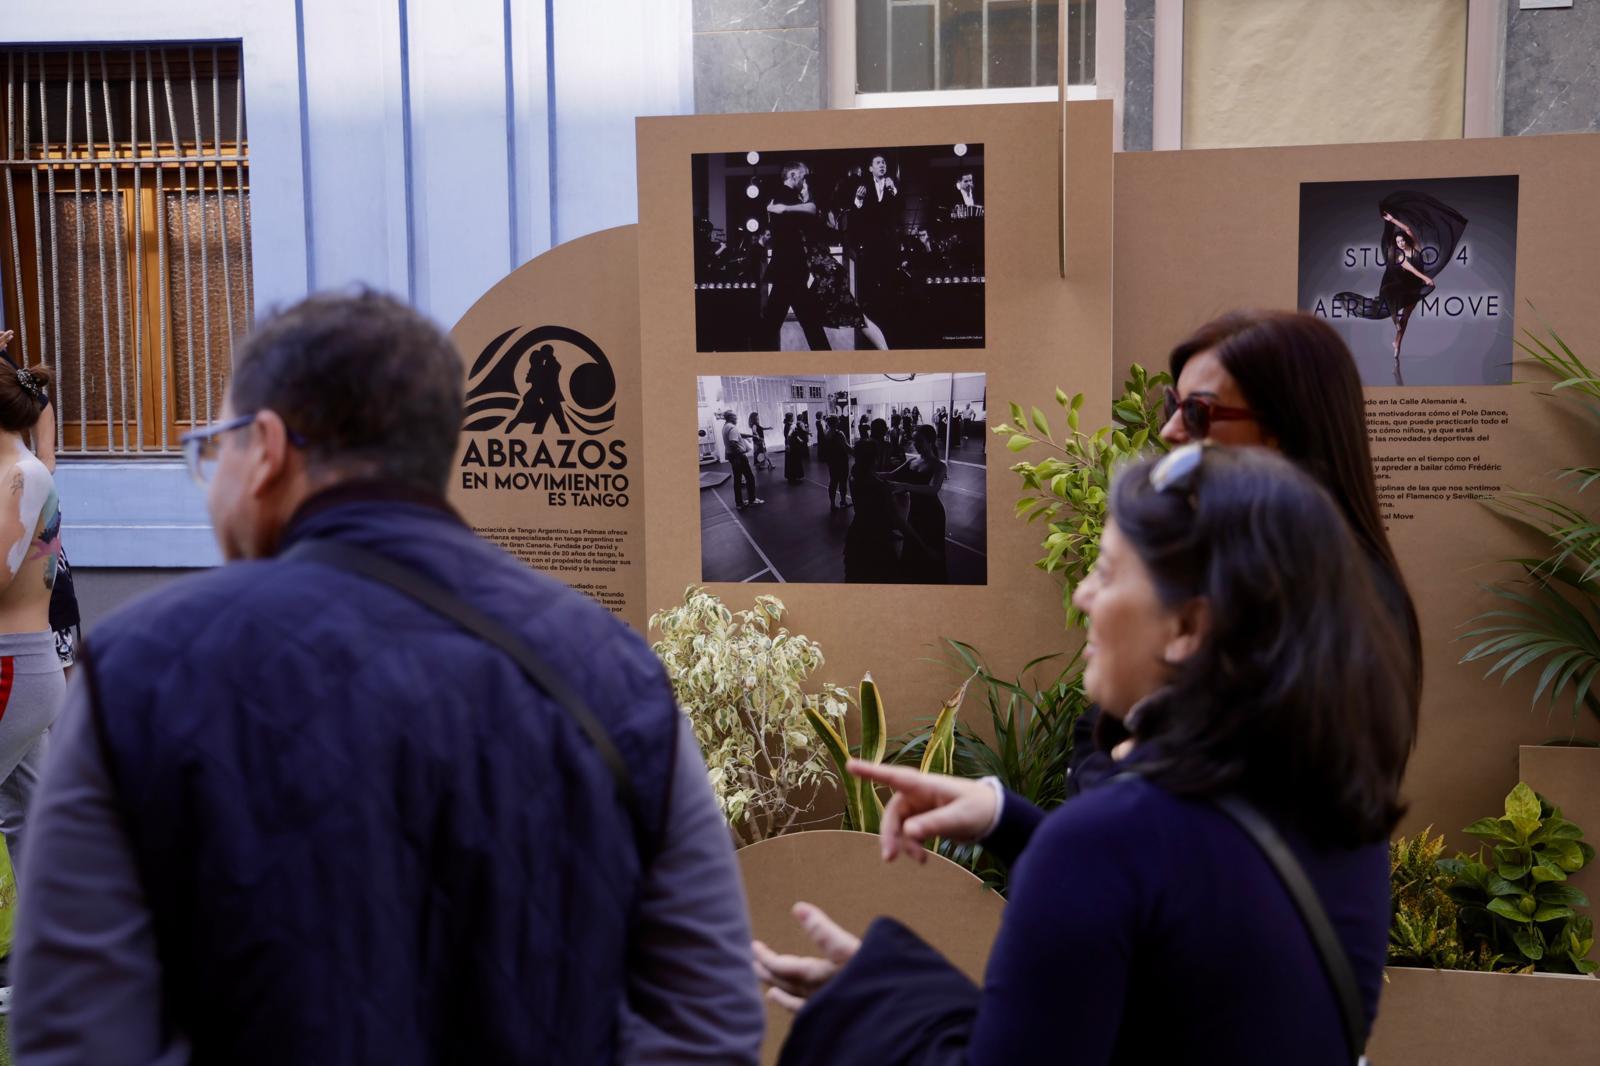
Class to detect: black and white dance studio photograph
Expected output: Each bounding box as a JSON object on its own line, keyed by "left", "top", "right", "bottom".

{"left": 691, "top": 144, "right": 986, "bottom": 352}
{"left": 697, "top": 373, "right": 987, "bottom": 585}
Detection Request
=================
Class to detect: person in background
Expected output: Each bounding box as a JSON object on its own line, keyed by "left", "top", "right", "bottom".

{"left": 14, "top": 291, "right": 763, "bottom": 1065}
{"left": 0, "top": 348, "right": 66, "bottom": 1016}
{"left": 724, "top": 409, "right": 763, "bottom": 511}
{"left": 784, "top": 412, "right": 807, "bottom": 484}
{"left": 1062, "top": 310, "right": 1423, "bottom": 797}
{"left": 881, "top": 425, "right": 947, "bottom": 583}
{"left": 759, "top": 445, "right": 1413, "bottom": 1065}
{"left": 826, "top": 416, "right": 851, "bottom": 511}
{"left": 787, "top": 412, "right": 811, "bottom": 484}
{"left": 850, "top": 153, "right": 901, "bottom": 341}
{"left": 1152, "top": 314, "right": 1419, "bottom": 742}
{"left": 761, "top": 161, "right": 831, "bottom": 352}
{"left": 844, "top": 438, "right": 922, "bottom": 584}
{"left": 748, "top": 411, "right": 772, "bottom": 472}
{"left": 0, "top": 332, "right": 75, "bottom": 674}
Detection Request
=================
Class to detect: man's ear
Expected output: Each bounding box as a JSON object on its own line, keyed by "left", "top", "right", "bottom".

{"left": 1163, "top": 597, "right": 1211, "bottom": 666}
{"left": 244, "top": 409, "right": 296, "bottom": 499}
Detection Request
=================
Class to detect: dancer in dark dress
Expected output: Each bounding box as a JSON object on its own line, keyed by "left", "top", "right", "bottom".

{"left": 785, "top": 413, "right": 810, "bottom": 483}
{"left": 844, "top": 439, "right": 925, "bottom": 584}
{"left": 800, "top": 174, "right": 890, "bottom": 351}
{"left": 1334, "top": 190, "right": 1468, "bottom": 386}
{"left": 882, "top": 424, "right": 948, "bottom": 583}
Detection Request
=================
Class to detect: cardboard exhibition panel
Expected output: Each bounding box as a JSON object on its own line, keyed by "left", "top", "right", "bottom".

{"left": 1112, "top": 134, "right": 1600, "bottom": 844}
{"left": 635, "top": 102, "right": 1115, "bottom": 729}
{"left": 1369, "top": 967, "right": 1600, "bottom": 1063}
{"left": 739, "top": 831, "right": 1006, "bottom": 1065}
{"left": 447, "top": 226, "right": 648, "bottom": 632}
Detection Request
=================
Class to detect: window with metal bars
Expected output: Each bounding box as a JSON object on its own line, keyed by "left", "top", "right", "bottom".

{"left": 0, "top": 45, "right": 251, "bottom": 457}
{"left": 857, "top": 0, "right": 1095, "bottom": 94}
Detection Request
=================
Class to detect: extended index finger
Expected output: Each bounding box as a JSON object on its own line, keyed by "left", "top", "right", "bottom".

{"left": 846, "top": 759, "right": 954, "bottom": 796}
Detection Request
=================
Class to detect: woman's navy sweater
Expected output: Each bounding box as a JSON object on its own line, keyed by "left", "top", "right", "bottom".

{"left": 780, "top": 774, "right": 1390, "bottom": 1065}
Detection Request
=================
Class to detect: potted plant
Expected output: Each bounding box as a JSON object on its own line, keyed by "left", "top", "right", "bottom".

{"left": 888, "top": 641, "right": 1087, "bottom": 895}
{"left": 1458, "top": 331, "right": 1600, "bottom": 722}
{"left": 1370, "top": 783, "right": 1600, "bottom": 1063}
{"left": 649, "top": 586, "right": 850, "bottom": 846}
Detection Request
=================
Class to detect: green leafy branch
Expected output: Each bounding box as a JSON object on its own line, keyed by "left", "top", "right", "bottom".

{"left": 991, "top": 364, "right": 1172, "bottom": 627}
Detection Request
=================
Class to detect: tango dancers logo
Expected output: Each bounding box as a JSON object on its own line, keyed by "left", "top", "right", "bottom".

{"left": 463, "top": 325, "right": 617, "bottom": 437}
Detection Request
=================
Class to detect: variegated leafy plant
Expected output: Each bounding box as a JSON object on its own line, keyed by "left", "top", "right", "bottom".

{"left": 650, "top": 587, "right": 850, "bottom": 846}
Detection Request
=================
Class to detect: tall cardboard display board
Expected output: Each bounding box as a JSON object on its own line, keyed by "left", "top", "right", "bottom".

{"left": 448, "top": 227, "right": 648, "bottom": 632}
{"left": 635, "top": 103, "right": 1114, "bottom": 725}
{"left": 1112, "top": 135, "right": 1600, "bottom": 841}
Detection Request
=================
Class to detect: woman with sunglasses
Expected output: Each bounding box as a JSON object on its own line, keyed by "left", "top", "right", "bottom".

{"left": 757, "top": 445, "right": 1413, "bottom": 1064}
{"left": 1059, "top": 310, "right": 1422, "bottom": 792}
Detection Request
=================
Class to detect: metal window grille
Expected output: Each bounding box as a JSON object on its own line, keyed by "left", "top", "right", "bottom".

{"left": 0, "top": 45, "right": 251, "bottom": 457}
{"left": 858, "top": 0, "right": 1095, "bottom": 94}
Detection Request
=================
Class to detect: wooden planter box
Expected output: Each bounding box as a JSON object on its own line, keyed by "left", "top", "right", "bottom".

{"left": 739, "top": 830, "right": 1005, "bottom": 1066}
{"left": 1368, "top": 967, "right": 1599, "bottom": 1062}
{"left": 1520, "top": 744, "right": 1600, "bottom": 907}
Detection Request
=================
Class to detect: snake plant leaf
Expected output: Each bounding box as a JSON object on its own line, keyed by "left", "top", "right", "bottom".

{"left": 919, "top": 674, "right": 972, "bottom": 778}
{"left": 803, "top": 704, "right": 861, "bottom": 831}
{"left": 859, "top": 674, "right": 887, "bottom": 766}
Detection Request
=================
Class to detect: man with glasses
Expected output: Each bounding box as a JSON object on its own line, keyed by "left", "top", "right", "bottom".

{"left": 13, "top": 291, "right": 763, "bottom": 1064}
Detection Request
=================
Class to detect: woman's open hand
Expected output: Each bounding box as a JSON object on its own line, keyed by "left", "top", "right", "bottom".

{"left": 847, "top": 758, "right": 998, "bottom": 863}
{"left": 752, "top": 902, "right": 861, "bottom": 1012}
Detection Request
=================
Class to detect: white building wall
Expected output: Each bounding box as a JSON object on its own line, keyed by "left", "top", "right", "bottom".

{"left": 3, "top": 0, "right": 694, "bottom": 567}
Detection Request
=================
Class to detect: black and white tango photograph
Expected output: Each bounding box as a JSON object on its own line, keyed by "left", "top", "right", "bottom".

{"left": 697, "top": 373, "right": 987, "bottom": 585}
{"left": 692, "top": 144, "right": 986, "bottom": 352}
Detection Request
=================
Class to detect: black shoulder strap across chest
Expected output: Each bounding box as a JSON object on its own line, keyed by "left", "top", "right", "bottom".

{"left": 283, "top": 537, "right": 648, "bottom": 855}
{"left": 1211, "top": 794, "right": 1369, "bottom": 1065}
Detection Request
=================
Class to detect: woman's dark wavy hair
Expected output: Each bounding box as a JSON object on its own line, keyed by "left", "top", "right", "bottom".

{"left": 1114, "top": 447, "right": 1413, "bottom": 846}
{"left": 1169, "top": 310, "right": 1422, "bottom": 724}
{"left": 0, "top": 361, "right": 52, "bottom": 433}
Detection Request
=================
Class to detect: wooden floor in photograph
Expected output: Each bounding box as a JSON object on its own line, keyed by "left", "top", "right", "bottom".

{"left": 699, "top": 445, "right": 988, "bottom": 585}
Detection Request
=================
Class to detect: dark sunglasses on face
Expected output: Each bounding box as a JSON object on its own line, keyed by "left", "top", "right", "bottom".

{"left": 1162, "top": 387, "right": 1255, "bottom": 440}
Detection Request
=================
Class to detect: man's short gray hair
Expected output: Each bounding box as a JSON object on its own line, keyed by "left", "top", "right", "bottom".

{"left": 228, "top": 289, "right": 464, "bottom": 491}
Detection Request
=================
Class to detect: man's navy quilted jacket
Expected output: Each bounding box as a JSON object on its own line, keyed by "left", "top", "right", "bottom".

{"left": 85, "top": 484, "right": 678, "bottom": 1064}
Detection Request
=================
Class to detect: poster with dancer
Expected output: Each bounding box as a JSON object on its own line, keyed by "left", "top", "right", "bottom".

{"left": 692, "top": 144, "right": 986, "bottom": 352}
{"left": 696, "top": 373, "right": 987, "bottom": 585}
{"left": 1297, "top": 175, "right": 1519, "bottom": 386}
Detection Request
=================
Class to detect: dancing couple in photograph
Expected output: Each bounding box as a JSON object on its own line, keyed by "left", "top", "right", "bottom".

{"left": 843, "top": 422, "right": 949, "bottom": 584}
{"left": 760, "top": 156, "right": 893, "bottom": 352}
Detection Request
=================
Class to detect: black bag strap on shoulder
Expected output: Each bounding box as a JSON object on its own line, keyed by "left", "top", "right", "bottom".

{"left": 1211, "top": 794, "right": 1369, "bottom": 1065}
{"left": 283, "top": 537, "right": 647, "bottom": 852}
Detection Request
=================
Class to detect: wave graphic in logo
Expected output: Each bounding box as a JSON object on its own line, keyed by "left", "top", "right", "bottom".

{"left": 463, "top": 325, "right": 617, "bottom": 437}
